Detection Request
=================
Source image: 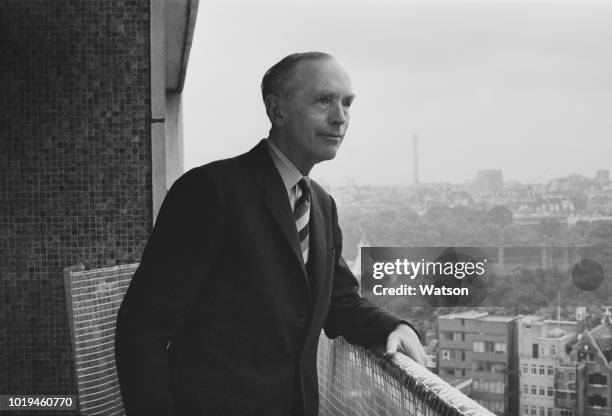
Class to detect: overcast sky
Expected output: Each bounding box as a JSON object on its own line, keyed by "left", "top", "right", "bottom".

{"left": 183, "top": 0, "right": 612, "bottom": 186}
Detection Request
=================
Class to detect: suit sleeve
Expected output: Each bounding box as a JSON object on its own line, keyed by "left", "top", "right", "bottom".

{"left": 115, "top": 168, "right": 224, "bottom": 415}
{"left": 323, "top": 196, "right": 421, "bottom": 347}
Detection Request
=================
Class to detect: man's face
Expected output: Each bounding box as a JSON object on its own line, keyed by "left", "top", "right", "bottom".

{"left": 277, "top": 58, "right": 355, "bottom": 174}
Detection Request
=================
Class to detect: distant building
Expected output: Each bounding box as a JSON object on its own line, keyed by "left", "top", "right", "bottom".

{"left": 475, "top": 170, "right": 504, "bottom": 194}
{"left": 438, "top": 310, "right": 520, "bottom": 415}
{"left": 548, "top": 174, "right": 594, "bottom": 193}
{"left": 595, "top": 170, "right": 610, "bottom": 185}
{"left": 517, "top": 316, "right": 578, "bottom": 416}
{"left": 585, "top": 193, "right": 612, "bottom": 214}
{"left": 425, "top": 339, "right": 439, "bottom": 374}
{"left": 567, "top": 310, "right": 612, "bottom": 416}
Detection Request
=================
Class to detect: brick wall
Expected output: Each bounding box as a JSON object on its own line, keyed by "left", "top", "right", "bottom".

{"left": 0, "top": 0, "right": 151, "bottom": 398}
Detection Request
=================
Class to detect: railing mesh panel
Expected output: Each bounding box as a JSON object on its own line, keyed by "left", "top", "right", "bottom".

{"left": 317, "top": 335, "right": 495, "bottom": 416}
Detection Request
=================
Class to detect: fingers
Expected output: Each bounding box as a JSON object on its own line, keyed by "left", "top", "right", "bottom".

{"left": 411, "top": 345, "right": 428, "bottom": 366}
{"left": 408, "top": 340, "right": 428, "bottom": 366}
{"left": 398, "top": 342, "right": 425, "bottom": 366}
{"left": 388, "top": 335, "right": 427, "bottom": 365}
{"left": 385, "top": 333, "right": 399, "bottom": 356}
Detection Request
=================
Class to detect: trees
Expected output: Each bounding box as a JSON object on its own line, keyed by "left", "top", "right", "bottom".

{"left": 484, "top": 205, "right": 513, "bottom": 227}
{"left": 338, "top": 188, "right": 612, "bottom": 321}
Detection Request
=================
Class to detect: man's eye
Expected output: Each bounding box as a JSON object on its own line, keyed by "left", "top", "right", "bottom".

{"left": 318, "top": 97, "right": 332, "bottom": 104}
{"left": 343, "top": 100, "right": 353, "bottom": 108}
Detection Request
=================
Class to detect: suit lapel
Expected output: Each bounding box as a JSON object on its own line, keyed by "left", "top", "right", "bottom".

{"left": 249, "top": 141, "right": 311, "bottom": 296}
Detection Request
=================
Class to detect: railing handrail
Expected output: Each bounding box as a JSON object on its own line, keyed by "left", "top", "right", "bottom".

{"left": 318, "top": 335, "right": 496, "bottom": 416}
{"left": 373, "top": 346, "right": 495, "bottom": 415}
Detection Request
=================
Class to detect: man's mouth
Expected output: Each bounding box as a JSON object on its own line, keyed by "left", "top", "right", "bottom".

{"left": 319, "top": 133, "right": 343, "bottom": 141}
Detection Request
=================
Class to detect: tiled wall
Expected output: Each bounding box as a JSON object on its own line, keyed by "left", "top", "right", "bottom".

{"left": 0, "top": 0, "right": 151, "bottom": 401}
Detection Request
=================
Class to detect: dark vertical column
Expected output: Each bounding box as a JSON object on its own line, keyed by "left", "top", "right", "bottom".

{"left": 507, "top": 319, "right": 520, "bottom": 416}
{"left": 0, "top": 0, "right": 152, "bottom": 398}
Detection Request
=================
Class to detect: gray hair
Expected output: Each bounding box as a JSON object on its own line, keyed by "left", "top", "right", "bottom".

{"left": 261, "top": 52, "right": 333, "bottom": 102}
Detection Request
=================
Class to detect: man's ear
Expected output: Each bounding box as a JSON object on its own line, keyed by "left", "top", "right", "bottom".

{"left": 264, "top": 94, "right": 285, "bottom": 126}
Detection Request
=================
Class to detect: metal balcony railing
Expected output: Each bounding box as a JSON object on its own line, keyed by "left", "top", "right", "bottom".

{"left": 65, "top": 264, "right": 495, "bottom": 416}
{"left": 317, "top": 335, "right": 495, "bottom": 416}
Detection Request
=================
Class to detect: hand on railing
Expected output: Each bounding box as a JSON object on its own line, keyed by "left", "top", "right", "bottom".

{"left": 384, "top": 323, "right": 428, "bottom": 366}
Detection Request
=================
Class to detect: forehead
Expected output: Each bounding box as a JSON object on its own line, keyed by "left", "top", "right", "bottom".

{"left": 289, "top": 59, "right": 353, "bottom": 97}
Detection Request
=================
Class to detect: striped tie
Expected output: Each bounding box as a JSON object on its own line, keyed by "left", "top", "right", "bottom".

{"left": 294, "top": 178, "right": 311, "bottom": 264}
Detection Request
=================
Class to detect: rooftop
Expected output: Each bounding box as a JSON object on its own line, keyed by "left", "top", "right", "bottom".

{"left": 480, "top": 315, "right": 518, "bottom": 323}
{"left": 438, "top": 310, "right": 489, "bottom": 320}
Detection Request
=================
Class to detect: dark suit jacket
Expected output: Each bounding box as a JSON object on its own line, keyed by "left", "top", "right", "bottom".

{"left": 115, "top": 140, "right": 405, "bottom": 415}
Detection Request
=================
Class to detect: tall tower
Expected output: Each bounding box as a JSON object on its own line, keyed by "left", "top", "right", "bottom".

{"left": 413, "top": 133, "right": 419, "bottom": 185}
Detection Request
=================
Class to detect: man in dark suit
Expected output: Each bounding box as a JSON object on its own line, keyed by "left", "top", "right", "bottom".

{"left": 115, "top": 52, "right": 426, "bottom": 416}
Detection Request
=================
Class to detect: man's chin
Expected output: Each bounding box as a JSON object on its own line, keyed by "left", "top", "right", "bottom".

{"left": 317, "top": 147, "right": 339, "bottom": 163}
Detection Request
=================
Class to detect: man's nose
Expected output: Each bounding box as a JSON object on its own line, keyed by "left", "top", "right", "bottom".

{"left": 328, "top": 102, "right": 348, "bottom": 126}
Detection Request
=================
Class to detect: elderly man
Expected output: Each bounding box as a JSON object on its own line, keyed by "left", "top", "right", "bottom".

{"left": 115, "top": 52, "right": 426, "bottom": 416}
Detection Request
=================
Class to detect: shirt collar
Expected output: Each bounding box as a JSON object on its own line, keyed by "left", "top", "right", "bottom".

{"left": 265, "top": 138, "right": 305, "bottom": 193}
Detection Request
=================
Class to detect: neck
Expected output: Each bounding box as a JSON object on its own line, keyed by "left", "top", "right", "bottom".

{"left": 268, "top": 130, "right": 313, "bottom": 176}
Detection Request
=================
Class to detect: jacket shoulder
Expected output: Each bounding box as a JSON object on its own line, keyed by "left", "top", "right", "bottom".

{"left": 173, "top": 151, "right": 251, "bottom": 189}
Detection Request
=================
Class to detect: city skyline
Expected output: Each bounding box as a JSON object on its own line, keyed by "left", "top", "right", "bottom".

{"left": 326, "top": 167, "right": 610, "bottom": 187}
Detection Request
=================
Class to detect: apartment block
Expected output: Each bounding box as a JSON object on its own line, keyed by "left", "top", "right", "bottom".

{"left": 438, "top": 311, "right": 520, "bottom": 415}
{"left": 518, "top": 316, "right": 577, "bottom": 416}
{"left": 568, "top": 312, "right": 612, "bottom": 416}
